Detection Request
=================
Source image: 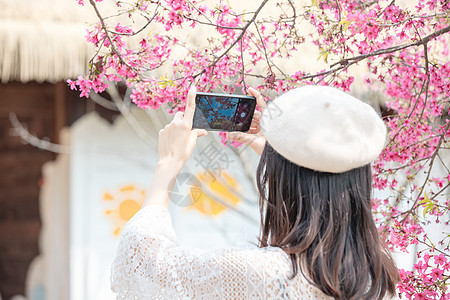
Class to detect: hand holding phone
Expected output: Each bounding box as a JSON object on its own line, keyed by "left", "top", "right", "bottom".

{"left": 226, "top": 87, "right": 268, "bottom": 156}
{"left": 158, "top": 86, "right": 208, "bottom": 171}
{"left": 192, "top": 92, "right": 257, "bottom": 132}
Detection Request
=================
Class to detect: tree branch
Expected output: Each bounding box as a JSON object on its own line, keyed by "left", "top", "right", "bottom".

{"left": 330, "top": 25, "right": 450, "bottom": 68}
{"left": 401, "top": 121, "right": 450, "bottom": 222}
{"left": 89, "top": 0, "right": 137, "bottom": 74}
{"left": 191, "top": 0, "right": 269, "bottom": 79}
{"left": 110, "top": 4, "right": 160, "bottom": 36}
{"left": 107, "top": 85, "right": 156, "bottom": 148}
{"left": 240, "top": 38, "right": 247, "bottom": 92}
{"left": 183, "top": 15, "right": 244, "bottom": 30}
{"left": 287, "top": 0, "right": 297, "bottom": 27}
{"left": 89, "top": 91, "right": 120, "bottom": 111}
{"left": 9, "top": 112, "right": 69, "bottom": 154}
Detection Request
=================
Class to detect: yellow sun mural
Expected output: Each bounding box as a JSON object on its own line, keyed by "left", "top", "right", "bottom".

{"left": 187, "top": 171, "right": 242, "bottom": 216}
{"left": 102, "top": 184, "right": 146, "bottom": 236}
{"left": 102, "top": 172, "right": 242, "bottom": 234}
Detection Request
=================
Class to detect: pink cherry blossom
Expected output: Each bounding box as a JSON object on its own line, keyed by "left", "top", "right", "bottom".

{"left": 72, "top": 0, "right": 450, "bottom": 297}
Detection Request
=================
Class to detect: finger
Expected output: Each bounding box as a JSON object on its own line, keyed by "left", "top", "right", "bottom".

{"left": 227, "top": 131, "right": 257, "bottom": 145}
{"left": 192, "top": 129, "right": 208, "bottom": 137}
{"left": 247, "top": 125, "right": 260, "bottom": 134}
{"left": 253, "top": 110, "right": 262, "bottom": 119}
{"left": 173, "top": 111, "right": 184, "bottom": 122}
{"left": 187, "top": 129, "right": 207, "bottom": 151}
{"left": 249, "top": 112, "right": 261, "bottom": 128}
{"left": 248, "top": 87, "right": 267, "bottom": 114}
{"left": 184, "top": 86, "right": 197, "bottom": 127}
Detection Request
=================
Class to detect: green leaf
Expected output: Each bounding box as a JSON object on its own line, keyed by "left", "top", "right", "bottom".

{"left": 311, "top": 0, "right": 319, "bottom": 7}
{"left": 158, "top": 75, "right": 173, "bottom": 88}
{"left": 338, "top": 19, "right": 351, "bottom": 31}
{"left": 317, "top": 49, "right": 329, "bottom": 63}
{"left": 423, "top": 203, "right": 434, "bottom": 218}
{"left": 421, "top": 191, "right": 434, "bottom": 218}
{"left": 418, "top": 199, "right": 429, "bottom": 206}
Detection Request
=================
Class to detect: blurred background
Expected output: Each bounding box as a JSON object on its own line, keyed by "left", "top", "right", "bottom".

{"left": 0, "top": 0, "right": 447, "bottom": 299}
{"left": 0, "top": 1, "right": 263, "bottom": 299}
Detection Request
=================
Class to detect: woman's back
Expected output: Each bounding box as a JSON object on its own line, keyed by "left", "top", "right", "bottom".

{"left": 111, "top": 205, "right": 398, "bottom": 299}
{"left": 111, "top": 204, "right": 334, "bottom": 299}
{"left": 110, "top": 85, "right": 400, "bottom": 299}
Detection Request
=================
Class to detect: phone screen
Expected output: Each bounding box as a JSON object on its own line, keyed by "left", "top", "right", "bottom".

{"left": 192, "top": 92, "right": 256, "bottom": 132}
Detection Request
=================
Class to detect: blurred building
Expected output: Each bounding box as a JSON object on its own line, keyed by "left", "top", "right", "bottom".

{"left": 0, "top": 0, "right": 119, "bottom": 298}
{"left": 1, "top": 1, "right": 447, "bottom": 300}
{"left": 0, "top": 1, "right": 261, "bottom": 300}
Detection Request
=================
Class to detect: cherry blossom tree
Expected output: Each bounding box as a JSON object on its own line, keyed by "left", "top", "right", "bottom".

{"left": 70, "top": 0, "right": 450, "bottom": 298}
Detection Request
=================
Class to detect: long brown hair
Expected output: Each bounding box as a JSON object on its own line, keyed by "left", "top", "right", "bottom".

{"left": 256, "top": 143, "right": 399, "bottom": 300}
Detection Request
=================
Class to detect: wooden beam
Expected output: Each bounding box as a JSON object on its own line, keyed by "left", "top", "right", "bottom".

{"left": 54, "top": 81, "right": 66, "bottom": 144}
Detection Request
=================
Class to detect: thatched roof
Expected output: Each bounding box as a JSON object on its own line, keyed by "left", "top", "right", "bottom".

{"left": 0, "top": 0, "right": 113, "bottom": 83}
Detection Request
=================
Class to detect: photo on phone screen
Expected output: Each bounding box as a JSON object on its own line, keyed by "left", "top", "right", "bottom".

{"left": 192, "top": 92, "right": 256, "bottom": 132}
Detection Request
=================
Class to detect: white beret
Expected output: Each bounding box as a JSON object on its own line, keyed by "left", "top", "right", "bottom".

{"left": 260, "top": 85, "right": 387, "bottom": 173}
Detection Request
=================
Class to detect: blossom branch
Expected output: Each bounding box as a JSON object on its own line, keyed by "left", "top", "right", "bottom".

{"left": 110, "top": 4, "right": 160, "bottom": 36}
{"left": 88, "top": 0, "right": 138, "bottom": 74}
{"left": 186, "top": 0, "right": 212, "bottom": 23}
{"left": 191, "top": 0, "right": 269, "bottom": 79}
{"left": 183, "top": 15, "right": 244, "bottom": 30}
{"left": 330, "top": 25, "right": 450, "bottom": 68}
{"left": 379, "top": 13, "right": 446, "bottom": 27}
{"left": 240, "top": 38, "right": 247, "bottom": 93}
{"left": 402, "top": 122, "right": 450, "bottom": 221}
{"left": 417, "top": 42, "right": 430, "bottom": 120}
{"left": 252, "top": 24, "right": 288, "bottom": 77}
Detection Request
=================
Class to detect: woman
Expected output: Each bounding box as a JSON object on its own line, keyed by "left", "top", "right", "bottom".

{"left": 111, "top": 85, "right": 400, "bottom": 299}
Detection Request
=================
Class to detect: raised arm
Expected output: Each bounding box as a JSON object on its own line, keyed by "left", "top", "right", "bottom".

{"left": 110, "top": 205, "right": 297, "bottom": 299}
{"left": 144, "top": 86, "right": 207, "bottom": 209}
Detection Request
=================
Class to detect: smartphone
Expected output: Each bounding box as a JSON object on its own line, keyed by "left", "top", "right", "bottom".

{"left": 192, "top": 92, "right": 257, "bottom": 132}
